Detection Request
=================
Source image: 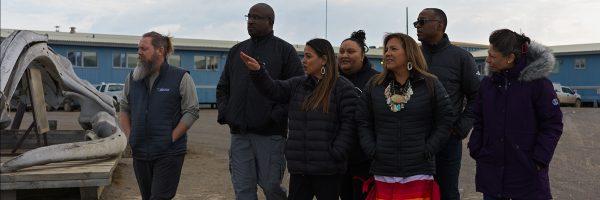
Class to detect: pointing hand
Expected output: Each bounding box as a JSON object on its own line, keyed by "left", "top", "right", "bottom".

{"left": 240, "top": 52, "right": 261, "bottom": 71}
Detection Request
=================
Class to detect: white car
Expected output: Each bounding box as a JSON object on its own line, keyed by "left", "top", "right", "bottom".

{"left": 95, "top": 83, "right": 124, "bottom": 110}
{"left": 553, "top": 83, "right": 581, "bottom": 107}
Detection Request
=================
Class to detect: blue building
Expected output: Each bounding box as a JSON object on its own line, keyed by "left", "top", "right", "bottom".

{"left": 471, "top": 43, "right": 600, "bottom": 106}
{"left": 2, "top": 28, "right": 492, "bottom": 106}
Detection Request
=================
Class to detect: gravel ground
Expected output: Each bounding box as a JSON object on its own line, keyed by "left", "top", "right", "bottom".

{"left": 5, "top": 107, "right": 599, "bottom": 199}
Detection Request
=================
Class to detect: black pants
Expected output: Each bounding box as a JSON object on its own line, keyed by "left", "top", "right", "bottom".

{"left": 289, "top": 174, "right": 341, "bottom": 200}
{"left": 340, "top": 161, "right": 371, "bottom": 200}
{"left": 133, "top": 154, "right": 185, "bottom": 200}
{"left": 435, "top": 137, "right": 462, "bottom": 200}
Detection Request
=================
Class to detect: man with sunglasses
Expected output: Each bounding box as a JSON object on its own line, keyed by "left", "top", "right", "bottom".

{"left": 216, "top": 3, "right": 303, "bottom": 200}
{"left": 415, "top": 8, "right": 480, "bottom": 200}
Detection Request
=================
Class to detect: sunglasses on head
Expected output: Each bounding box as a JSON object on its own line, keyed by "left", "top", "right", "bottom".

{"left": 413, "top": 19, "right": 440, "bottom": 27}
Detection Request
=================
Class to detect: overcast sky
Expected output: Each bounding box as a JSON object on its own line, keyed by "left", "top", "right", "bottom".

{"left": 2, "top": 0, "right": 599, "bottom": 47}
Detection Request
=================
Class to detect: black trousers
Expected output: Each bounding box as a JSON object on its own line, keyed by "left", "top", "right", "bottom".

{"left": 133, "top": 154, "right": 185, "bottom": 200}
{"left": 435, "top": 137, "right": 462, "bottom": 200}
{"left": 288, "top": 174, "right": 342, "bottom": 200}
{"left": 340, "top": 161, "right": 371, "bottom": 200}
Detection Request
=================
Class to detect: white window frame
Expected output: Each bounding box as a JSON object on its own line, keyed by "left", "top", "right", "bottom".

{"left": 126, "top": 53, "right": 138, "bottom": 68}
{"left": 575, "top": 58, "right": 586, "bottom": 69}
{"left": 112, "top": 52, "right": 127, "bottom": 68}
{"left": 194, "top": 55, "right": 220, "bottom": 71}
{"left": 67, "top": 50, "right": 98, "bottom": 68}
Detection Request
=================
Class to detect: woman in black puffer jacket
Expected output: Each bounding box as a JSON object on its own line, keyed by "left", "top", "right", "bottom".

{"left": 356, "top": 33, "right": 456, "bottom": 199}
{"left": 240, "top": 38, "right": 357, "bottom": 199}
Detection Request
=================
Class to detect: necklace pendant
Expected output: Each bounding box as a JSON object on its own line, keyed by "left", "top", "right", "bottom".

{"left": 390, "top": 94, "right": 404, "bottom": 104}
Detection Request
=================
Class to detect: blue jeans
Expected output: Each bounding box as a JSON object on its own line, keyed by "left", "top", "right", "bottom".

{"left": 229, "top": 133, "right": 287, "bottom": 200}
{"left": 435, "top": 136, "right": 462, "bottom": 200}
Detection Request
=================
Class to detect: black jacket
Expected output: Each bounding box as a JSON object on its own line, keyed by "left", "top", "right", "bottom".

{"left": 250, "top": 67, "right": 357, "bottom": 175}
{"left": 421, "top": 34, "right": 480, "bottom": 139}
{"left": 341, "top": 61, "right": 379, "bottom": 91}
{"left": 356, "top": 73, "right": 456, "bottom": 177}
{"left": 216, "top": 32, "right": 303, "bottom": 135}
{"left": 340, "top": 61, "right": 379, "bottom": 168}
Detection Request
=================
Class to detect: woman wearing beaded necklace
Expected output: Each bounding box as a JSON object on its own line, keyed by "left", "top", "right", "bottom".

{"left": 356, "top": 33, "right": 456, "bottom": 199}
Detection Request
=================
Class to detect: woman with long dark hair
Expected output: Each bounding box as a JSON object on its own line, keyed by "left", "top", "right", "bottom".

{"left": 356, "top": 33, "right": 455, "bottom": 199}
{"left": 240, "top": 38, "right": 357, "bottom": 199}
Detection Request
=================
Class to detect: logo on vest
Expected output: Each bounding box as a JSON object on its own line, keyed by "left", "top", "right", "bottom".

{"left": 157, "top": 88, "right": 171, "bottom": 92}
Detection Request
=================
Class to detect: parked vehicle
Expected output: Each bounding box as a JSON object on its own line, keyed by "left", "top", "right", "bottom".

{"left": 94, "top": 82, "right": 124, "bottom": 111}
{"left": 553, "top": 83, "right": 581, "bottom": 107}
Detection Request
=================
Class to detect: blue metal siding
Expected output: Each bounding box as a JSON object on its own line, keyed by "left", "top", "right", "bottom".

{"left": 549, "top": 54, "right": 600, "bottom": 102}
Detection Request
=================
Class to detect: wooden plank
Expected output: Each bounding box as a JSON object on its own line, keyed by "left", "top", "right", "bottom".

{"left": 26, "top": 67, "right": 50, "bottom": 134}
{"left": 0, "top": 178, "right": 110, "bottom": 190}
{"left": 0, "top": 157, "right": 118, "bottom": 183}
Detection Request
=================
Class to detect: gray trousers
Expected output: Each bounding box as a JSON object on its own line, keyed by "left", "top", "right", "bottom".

{"left": 229, "top": 133, "right": 287, "bottom": 200}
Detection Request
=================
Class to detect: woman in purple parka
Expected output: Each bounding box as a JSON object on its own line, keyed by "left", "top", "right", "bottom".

{"left": 468, "top": 29, "right": 563, "bottom": 200}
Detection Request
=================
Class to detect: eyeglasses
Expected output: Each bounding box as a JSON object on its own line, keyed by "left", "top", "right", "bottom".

{"left": 413, "top": 19, "right": 440, "bottom": 27}
{"left": 244, "top": 14, "right": 269, "bottom": 21}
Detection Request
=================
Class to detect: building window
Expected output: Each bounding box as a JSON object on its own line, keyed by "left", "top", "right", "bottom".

{"left": 113, "top": 53, "right": 126, "bottom": 68}
{"left": 194, "top": 55, "right": 220, "bottom": 71}
{"left": 83, "top": 52, "right": 97, "bottom": 67}
{"left": 575, "top": 58, "right": 586, "bottom": 69}
{"left": 168, "top": 54, "right": 181, "bottom": 67}
{"left": 67, "top": 51, "right": 97, "bottom": 67}
{"left": 552, "top": 59, "right": 561, "bottom": 73}
{"left": 67, "top": 51, "right": 82, "bottom": 67}
{"left": 127, "top": 53, "right": 138, "bottom": 68}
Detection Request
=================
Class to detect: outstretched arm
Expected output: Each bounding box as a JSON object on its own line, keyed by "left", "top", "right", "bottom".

{"left": 241, "top": 51, "right": 298, "bottom": 103}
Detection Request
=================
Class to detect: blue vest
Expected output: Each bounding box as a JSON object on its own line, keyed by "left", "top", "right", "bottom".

{"left": 129, "top": 62, "right": 188, "bottom": 160}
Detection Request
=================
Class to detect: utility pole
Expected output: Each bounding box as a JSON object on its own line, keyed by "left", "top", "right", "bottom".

{"left": 325, "top": 0, "right": 328, "bottom": 39}
{"left": 406, "top": 7, "right": 409, "bottom": 34}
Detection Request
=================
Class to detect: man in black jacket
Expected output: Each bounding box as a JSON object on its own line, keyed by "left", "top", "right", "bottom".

{"left": 216, "top": 3, "right": 303, "bottom": 200}
{"left": 415, "top": 8, "right": 480, "bottom": 200}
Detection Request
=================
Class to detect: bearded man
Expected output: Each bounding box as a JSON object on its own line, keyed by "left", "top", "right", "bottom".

{"left": 119, "top": 31, "right": 199, "bottom": 200}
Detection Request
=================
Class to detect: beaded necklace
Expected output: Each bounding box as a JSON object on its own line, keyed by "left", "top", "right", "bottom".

{"left": 384, "top": 79, "right": 413, "bottom": 112}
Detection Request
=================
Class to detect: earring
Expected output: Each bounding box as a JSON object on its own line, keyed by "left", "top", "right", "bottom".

{"left": 407, "top": 62, "right": 413, "bottom": 71}
{"left": 321, "top": 65, "right": 326, "bottom": 75}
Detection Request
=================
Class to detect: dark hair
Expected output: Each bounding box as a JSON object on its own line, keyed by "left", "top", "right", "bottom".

{"left": 303, "top": 38, "right": 339, "bottom": 113}
{"left": 343, "top": 30, "right": 369, "bottom": 54}
{"left": 142, "top": 31, "right": 174, "bottom": 59}
{"left": 424, "top": 8, "right": 447, "bottom": 31}
{"left": 489, "top": 29, "right": 531, "bottom": 60}
{"left": 372, "top": 33, "right": 437, "bottom": 93}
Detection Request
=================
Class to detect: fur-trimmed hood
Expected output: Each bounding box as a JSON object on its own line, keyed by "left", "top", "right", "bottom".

{"left": 519, "top": 41, "right": 555, "bottom": 81}
{"left": 488, "top": 41, "right": 555, "bottom": 82}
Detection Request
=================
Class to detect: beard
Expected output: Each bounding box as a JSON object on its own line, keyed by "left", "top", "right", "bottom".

{"left": 132, "top": 54, "right": 160, "bottom": 81}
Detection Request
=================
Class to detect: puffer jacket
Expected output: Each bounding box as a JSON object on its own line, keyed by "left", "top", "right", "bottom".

{"left": 356, "top": 72, "right": 456, "bottom": 177}
{"left": 249, "top": 67, "right": 357, "bottom": 175}
{"left": 468, "top": 41, "right": 563, "bottom": 199}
